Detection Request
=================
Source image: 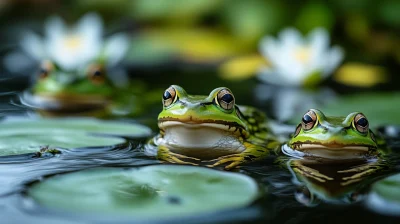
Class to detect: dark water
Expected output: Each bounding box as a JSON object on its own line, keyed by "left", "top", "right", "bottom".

{"left": 1, "top": 76, "right": 400, "bottom": 224}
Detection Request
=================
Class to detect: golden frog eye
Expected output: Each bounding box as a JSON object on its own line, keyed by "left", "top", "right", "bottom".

{"left": 216, "top": 89, "right": 235, "bottom": 110}
{"left": 87, "top": 64, "right": 105, "bottom": 85}
{"left": 162, "top": 86, "right": 176, "bottom": 107}
{"left": 354, "top": 113, "right": 369, "bottom": 134}
{"left": 38, "top": 60, "right": 54, "bottom": 80}
{"left": 301, "top": 110, "right": 317, "bottom": 131}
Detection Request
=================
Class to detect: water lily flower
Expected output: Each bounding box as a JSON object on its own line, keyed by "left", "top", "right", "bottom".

{"left": 258, "top": 27, "right": 344, "bottom": 87}
{"left": 4, "top": 13, "right": 129, "bottom": 74}
{"left": 254, "top": 84, "right": 336, "bottom": 122}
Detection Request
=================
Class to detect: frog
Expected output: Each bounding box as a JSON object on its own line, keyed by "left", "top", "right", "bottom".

{"left": 280, "top": 109, "right": 390, "bottom": 184}
{"left": 21, "top": 60, "right": 150, "bottom": 117}
{"left": 145, "top": 85, "right": 279, "bottom": 170}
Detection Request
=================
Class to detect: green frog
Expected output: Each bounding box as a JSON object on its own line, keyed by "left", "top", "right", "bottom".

{"left": 281, "top": 109, "right": 390, "bottom": 183}
{"left": 22, "top": 60, "right": 149, "bottom": 117}
{"left": 146, "top": 85, "right": 279, "bottom": 169}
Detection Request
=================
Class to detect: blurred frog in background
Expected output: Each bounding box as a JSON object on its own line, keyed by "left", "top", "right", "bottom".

{"left": 4, "top": 13, "right": 158, "bottom": 117}
{"left": 146, "top": 85, "right": 280, "bottom": 170}
{"left": 23, "top": 59, "right": 150, "bottom": 117}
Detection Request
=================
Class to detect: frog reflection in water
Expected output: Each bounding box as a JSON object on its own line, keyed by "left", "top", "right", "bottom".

{"left": 281, "top": 109, "right": 391, "bottom": 204}
{"left": 146, "top": 85, "right": 279, "bottom": 169}
{"left": 286, "top": 159, "right": 390, "bottom": 206}
{"left": 23, "top": 60, "right": 145, "bottom": 117}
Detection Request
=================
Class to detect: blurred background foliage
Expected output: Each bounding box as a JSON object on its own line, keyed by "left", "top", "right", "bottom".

{"left": 0, "top": 0, "right": 399, "bottom": 100}
{"left": 0, "top": 0, "right": 398, "bottom": 67}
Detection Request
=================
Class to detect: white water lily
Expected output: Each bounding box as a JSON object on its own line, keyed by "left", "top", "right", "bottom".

{"left": 4, "top": 13, "right": 129, "bottom": 73}
{"left": 254, "top": 84, "right": 336, "bottom": 122}
{"left": 258, "top": 27, "right": 344, "bottom": 87}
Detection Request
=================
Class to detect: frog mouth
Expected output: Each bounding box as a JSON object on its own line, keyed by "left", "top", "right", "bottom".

{"left": 291, "top": 143, "right": 372, "bottom": 151}
{"left": 286, "top": 142, "right": 376, "bottom": 160}
{"left": 158, "top": 118, "right": 246, "bottom": 134}
{"left": 21, "top": 91, "right": 110, "bottom": 112}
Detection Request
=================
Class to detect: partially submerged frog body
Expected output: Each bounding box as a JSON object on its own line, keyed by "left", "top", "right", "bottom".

{"left": 146, "top": 85, "right": 279, "bottom": 169}
{"left": 285, "top": 158, "right": 391, "bottom": 206}
{"left": 281, "top": 109, "right": 390, "bottom": 183}
{"left": 22, "top": 60, "right": 148, "bottom": 117}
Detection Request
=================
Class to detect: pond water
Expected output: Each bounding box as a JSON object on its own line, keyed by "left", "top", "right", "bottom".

{"left": 0, "top": 74, "right": 400, "bottom": 224}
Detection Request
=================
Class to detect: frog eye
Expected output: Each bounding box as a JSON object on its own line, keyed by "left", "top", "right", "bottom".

{"left": 163, "top": 86, "right": 177, "bottom": 107}
{"left": 38, "top": 60, "right": 54, "bottom": 80}
{"left": 216, "top": 89, "right": 235, "bottom": 110}
{"left": 301, "top": 110, "right": 317, "bottom": 131}
{"left": 87, "top": 64, "right": 105, "bottom": 84}
{"left": 354, "top": 113, "right": 369, "bottom": 134}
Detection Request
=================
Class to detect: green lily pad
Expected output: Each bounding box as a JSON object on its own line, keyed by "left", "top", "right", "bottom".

{"left": 0, "top": 134, "right": 124, "bottom": 156}
{"left": 28, "top": 165, "right": 259, "bottom": 218}
{"left": 366, "top": 173, "right": 400, "bottom": 216}
{"left": 321, "top": 92, "right": 400, "bottom": 128}
{"left": 0, "top": 117, "right": 152, "bottom": 156}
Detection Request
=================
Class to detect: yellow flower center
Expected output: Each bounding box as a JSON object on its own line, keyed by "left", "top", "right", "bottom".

{"left": 63, "top": 35, "right": 83, "bottom": 51}
{"left": 294, "top": 46, "right": 311, "bottom": 64}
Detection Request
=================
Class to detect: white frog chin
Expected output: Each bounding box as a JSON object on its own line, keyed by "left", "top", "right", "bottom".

{"left": 282, "top": 143, "right": 371, "bottom": 160}
{"left": 156, "top": 121, "right": 246, "bottom": 158}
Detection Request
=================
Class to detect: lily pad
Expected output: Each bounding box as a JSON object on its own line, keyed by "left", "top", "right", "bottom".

{"left": 321, "top": 92, "right": 400, "bottom": 127}
{"left": 0, "top": 117, "right": 152, "bottom": 156}
{"left": 28, "top": 165, "right": 259, "bottom": 219}
{"left": 365, "top": 173, "right": 400, "bottom": 216}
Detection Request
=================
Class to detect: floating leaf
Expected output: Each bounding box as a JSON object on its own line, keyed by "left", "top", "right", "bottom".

{"left": 127, "top": 28, "right": 245, "bottom": 64}
{"left": 365, "top": 173, "right": 400, "bottom": 216}
{"left": 219, "top": 54, "right": 267, "bottom": 81}
{"left": 334, "top": 63, "right": 387, "bottom": 87}
{"left": 0, "top": 117, "right": 152, "bottom": 156}
{"left": 321, "top": 92, "right": 400, "bottom": 127}
{"left": 28, "top": 165, "right": 259, "bottom": 219}
{"left": 0, "top": 133, "right": 124, "bottom": 156}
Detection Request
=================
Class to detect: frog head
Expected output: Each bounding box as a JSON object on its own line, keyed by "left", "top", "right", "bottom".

{"left": 29, "top": 60, "right": 115, "bottom": 111}
{"left": 156, "top": 85, "right": 253, "bottom": 157}
{"left": 286, "top": 109, "right": 379, "bottom": 160}
{"left": 158, "top": 85, "right": 249, "bottom": 136}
